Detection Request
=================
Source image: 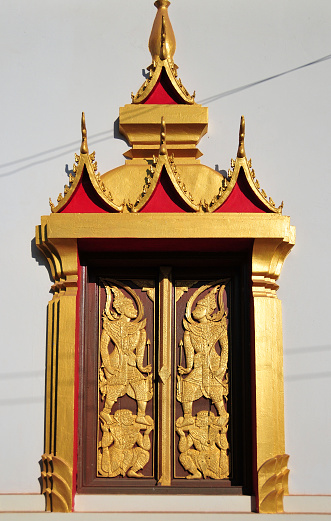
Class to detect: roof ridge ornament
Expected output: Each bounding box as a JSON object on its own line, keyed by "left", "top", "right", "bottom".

{"left": 159, "top": 117, "right": 167, "bottom": 155}
{"left": 80, "top": 112, "right": 89, "bottom": 155}
{"left": 237, "top": 115, "right": 246, "bottom": 158}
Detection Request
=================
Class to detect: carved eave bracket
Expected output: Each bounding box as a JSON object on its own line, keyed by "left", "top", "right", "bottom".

{"left": 49, "top": 113, "right": 123, "bottom": 214}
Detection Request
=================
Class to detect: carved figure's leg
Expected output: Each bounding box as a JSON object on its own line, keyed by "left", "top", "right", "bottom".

{"left": 179, "top": 450, "right": 202, "bottom": 479}
{"left": 127, "top": 448, "right": 149, "bottom": 478}
{"left": 180, "top": 402, "right": 194, "bottom": 427}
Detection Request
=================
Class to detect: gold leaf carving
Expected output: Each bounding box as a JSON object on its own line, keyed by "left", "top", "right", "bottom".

{"left": 98, "top": 279, "right": 154, "bottom": 478}
{"left": 176, "top": 282, "right": 230, "bottom": 479}
{"left": 175, "top": 280, "right": 198, "bottom": 302}
{"left": 132, "top": 279, "right": 155, "bottom": 302}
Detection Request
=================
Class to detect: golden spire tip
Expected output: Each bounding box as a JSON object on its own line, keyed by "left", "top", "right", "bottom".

{"left": 149, "top": 0, "right": 175, "bottom": 63}
{"left": 237, "top": 115, "right": 246, "bottom": 158}
{"left": 80, "top": 111, "right": 89, "bottom": 155}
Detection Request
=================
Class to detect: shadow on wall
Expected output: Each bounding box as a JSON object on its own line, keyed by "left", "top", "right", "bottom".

{"left": 284, "top": 344, "right": 331, "bottom": 382}
{"left": 31, "top": 238, "right": 52, "bottom": 285}
{"left": 0, "top": 53, "right": 330, "bottom": 179}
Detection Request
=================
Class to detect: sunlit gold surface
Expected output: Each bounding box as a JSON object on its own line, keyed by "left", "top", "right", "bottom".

{"left": 149, "top": 1, "right": 176, "bottom": 63}
{"left": 258, "top": 455, "right": 290, "bottom": 513}
{"left": 98, "top": 279, "right": 153, "bottom": 477}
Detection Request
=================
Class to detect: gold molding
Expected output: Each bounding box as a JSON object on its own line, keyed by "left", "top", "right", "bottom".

{"left": 258, "top": 455, "right": 290, "bottom": 513}
{"left": 41, "top": 454, "right": 73, "bottom": 513}
{"left": 158, "top": 266, "right": 172, "bottom": 485}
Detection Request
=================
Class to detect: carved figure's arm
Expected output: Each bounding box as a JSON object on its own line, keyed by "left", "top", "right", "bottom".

{"left": 100, "top": 329, "right": 119, "bottom": 375}
{"left": 178, "top": 330, "right": 194, "bottom": 374}
{"left": 176, "top": 429, "right": 193, "bottom": 452}
{"left": 215, "top": 320, "right": 228, "bottom": 379}
{"left": 137, "top": 426, "right": 153, "bottom": 451}
{"left": 136, "top": 326, "right": 151, "bottom": 373}
{"left": 100, "top": 422, "right": 114, "bottom": 449}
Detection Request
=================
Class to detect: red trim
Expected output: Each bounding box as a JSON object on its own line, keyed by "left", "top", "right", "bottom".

{"left": 216, "top": 169, "right": 269, "bottom": 213}
{"left": 72, "top": 252, "right": 81, "bottom": 511}
{"left": 141, "top": 167, "right": 193, "bottom": 212}
{"left": 78, "top": 238, "right": 253, "bottom": 253}
{"left": 143, "top": 68, "right": 184, "bottom": 104}
{"left": 60, "top": 167, "right": 114, "bottom": 214}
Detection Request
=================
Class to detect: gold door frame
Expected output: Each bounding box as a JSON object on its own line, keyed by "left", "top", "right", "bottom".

{"left": 36, "top": 211, "right": 295, "bottom": 513}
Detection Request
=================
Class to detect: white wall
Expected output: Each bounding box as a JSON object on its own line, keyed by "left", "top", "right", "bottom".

{"left": 1, "top": 0, "right": 330, "bottom": 495}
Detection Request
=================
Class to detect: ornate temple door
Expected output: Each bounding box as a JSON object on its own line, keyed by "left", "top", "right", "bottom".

{"left": 78, "top": 254, "right": 252, "bottom": 494}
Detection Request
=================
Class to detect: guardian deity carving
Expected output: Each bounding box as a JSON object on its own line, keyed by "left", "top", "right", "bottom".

{"left": 98, "top": 279, "right": 153, "bottom": 477}
{"left": 177, "top": 282, "right": 229, "bottom": 479}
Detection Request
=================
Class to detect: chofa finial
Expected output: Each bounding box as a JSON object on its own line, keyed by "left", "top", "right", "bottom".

{"left": 237, "top": 115, "right": 246, "bottom": 158}
{"left": 80, "top": 112, "right": 89, "bottom": 154}
{"left": 149, "top": 0, "right": 176, "bottom": 63}
{"left": 159, "top": 117, "right": 167, "bottom": 155}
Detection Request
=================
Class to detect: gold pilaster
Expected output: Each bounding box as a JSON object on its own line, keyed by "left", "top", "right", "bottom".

{"left": 252, "top": 232, "right": 295, "bottom": 512}
{"left": 36, "top": 229, "right": 78, "bottom": 512}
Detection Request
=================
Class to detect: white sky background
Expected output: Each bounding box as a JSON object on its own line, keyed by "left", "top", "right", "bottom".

{"left": 0, "top": 0, "right": 330, "bottom": 494}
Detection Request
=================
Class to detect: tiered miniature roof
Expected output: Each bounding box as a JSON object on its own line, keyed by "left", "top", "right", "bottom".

{"left": 49, "top": 0, "right": 282, "bottom": 215}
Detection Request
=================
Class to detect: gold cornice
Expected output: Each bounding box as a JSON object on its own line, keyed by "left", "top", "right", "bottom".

{"left": 49, "top": 113, "right": 123, "bottom": 214}
{"left": 39, "top": 213, "right": 293, "bottom": 240}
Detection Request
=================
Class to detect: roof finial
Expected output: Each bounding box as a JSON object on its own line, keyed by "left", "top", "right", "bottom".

{"left": 80, "top": 112, "right": 89, "bottom": 154}
{"left": 159, "top": 117, "right": 167, "bottom": 155}
{"left": 149, "top": 0, "right": 176, "bottom": 63}
{"left": 237, "top": 115, "right": 246, "bottom": 158}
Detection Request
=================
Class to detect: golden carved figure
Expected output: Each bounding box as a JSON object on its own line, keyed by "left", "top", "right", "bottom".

{"left": 98, "top": 409, "right": 154, "bottom": 478}
{"left": 99, "top": 280, "right": 153, "bottom": 430}
{"left": 177, "top": 283, "right": 229, "bottom": 428}
{"left": 176, "top": 410, "right": 229, "bottom": 480}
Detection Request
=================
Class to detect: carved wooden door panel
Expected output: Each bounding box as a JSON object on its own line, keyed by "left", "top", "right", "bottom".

{"left": 78, "top": 257, "right": 252, "bottom": 494}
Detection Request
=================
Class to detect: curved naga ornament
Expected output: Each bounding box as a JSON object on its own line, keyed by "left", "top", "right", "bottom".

{"left": 98, "top": 279, "right": 154, "bottom": 478}
{"left": 176, "top": 282, "right": 230, "bottom": 479}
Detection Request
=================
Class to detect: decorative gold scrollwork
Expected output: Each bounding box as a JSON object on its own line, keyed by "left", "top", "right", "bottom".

{"left": 176, "top": 281, "right": 230, "bottom": 479}
{"left": 98, "top": 279, "right": 153, "bottom": 478}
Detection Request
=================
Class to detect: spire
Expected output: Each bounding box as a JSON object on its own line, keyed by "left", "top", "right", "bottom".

{"left": 80, "top": 112, "right": 89, "bottom": 154}
{"left": 149, "top": 0, "right": 176, "bottom": 63}
{"left": 237, "top": 115, "right": 246, "bottom": 158}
